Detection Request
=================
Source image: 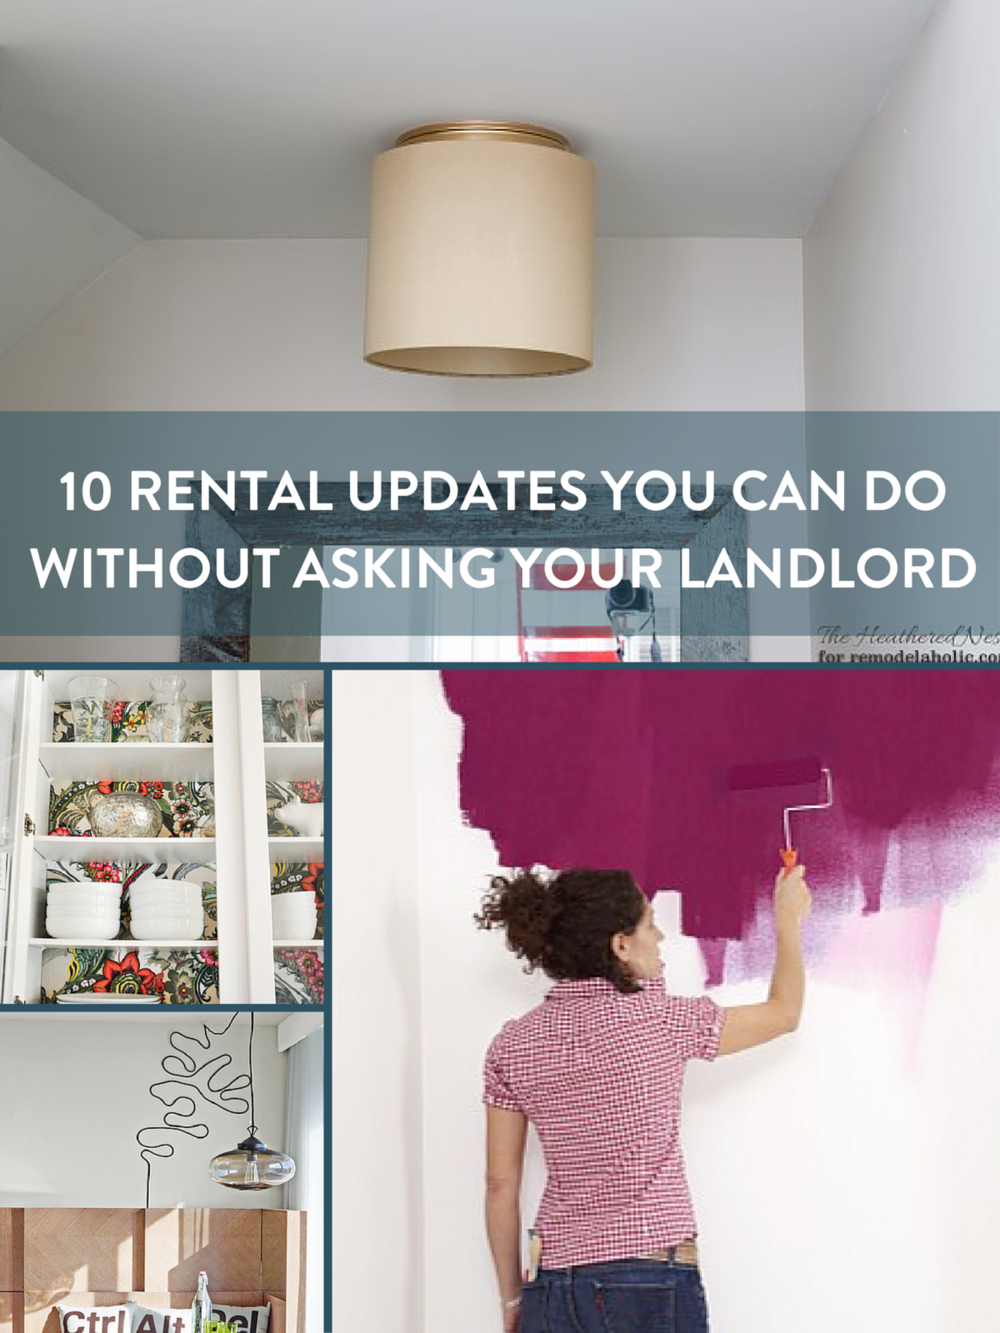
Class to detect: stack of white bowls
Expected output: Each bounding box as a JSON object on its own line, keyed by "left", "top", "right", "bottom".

{"left": 47, "top": 883, "right": 123, "bottom": 940}
{"left": 271, "top": 892, "right": 317, "bottom": 941}
{"left": 130, "top": 875, "right": 204, "bottom": 941}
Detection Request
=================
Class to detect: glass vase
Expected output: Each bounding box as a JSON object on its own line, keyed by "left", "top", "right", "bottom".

{"left": 69, "top": 675, "right": 117, "bottom": 743}
{"left": 261, "top": 697, "right": 284, "bottom": 742}
{"left": 147, "top": 675, "right": 190, "bottom": 743}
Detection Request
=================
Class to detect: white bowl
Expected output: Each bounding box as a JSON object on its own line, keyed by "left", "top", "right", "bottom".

{"left": 272, "top": 892, "right": 316, "bottom": 905}
{"left": 130, "top": 918, "right": 203, "bottom": 940}
{"left": 46, "top": 908, "right": 120, "bottom": 922}
{"left": 130, "top": 881, "right": 201, "bottom": 894}
{"left": 47, "top": 891, "right": 123, "bottom": 909}
{"left": 46, "top": 902, "right": 122, "bottom": 916}
{"left": 272, "top": 924, "right": 317, "bottom": 940}
{"left": 271, "top": 909, "right": 317, "bottom": 924}
{"left": 49, "top": 885, "right": 121, "bottom": 896}
{"left": 46, "top": 916, "right": 120, "bottom": 939}
{"left": 131, "top": 912, "right": 203, "bottom": 928}
{"left": 129, "top": 873, "right": 169, "bottom": 890}
{"left": 48, "top": 882, "right": 122, "bottom": 895}
{"left": 131, "top": 888, "right": 202, "bottom": 909}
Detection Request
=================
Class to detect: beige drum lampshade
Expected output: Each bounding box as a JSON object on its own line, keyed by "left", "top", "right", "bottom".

{"left": 364, "top": 122, "right": 594, "bottom": 376}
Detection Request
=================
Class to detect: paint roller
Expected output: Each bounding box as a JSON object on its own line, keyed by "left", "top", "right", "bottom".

{"left": 727, "top": 758, "right": 834, "bottom": 872}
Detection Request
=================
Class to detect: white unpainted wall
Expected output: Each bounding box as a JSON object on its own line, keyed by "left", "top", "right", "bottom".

{"left": 0, "top": 236, "right": 811, "bottom": 663}
{"left": 803, "top": 0, "right": 1000, "bottom": 409}
{"left": 333, "top": 670, "right": 1000, "bottom": 1333}
{"left": 0, "top": 238, "right": 804, "bottom": 412}
{"left": 0, "top": 1016, "right": 288, "bottom": 1211}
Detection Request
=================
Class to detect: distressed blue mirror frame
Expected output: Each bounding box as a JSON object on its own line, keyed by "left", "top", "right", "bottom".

{"left": 180, "top": 480, "right": 748, "bottom": 663}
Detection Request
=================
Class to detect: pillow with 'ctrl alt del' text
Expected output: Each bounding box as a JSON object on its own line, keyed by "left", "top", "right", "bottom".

{"left": 125, "top": 1306, "right": 192, "bottom": 1333}
{"left": 56, "top": 1305, "right": 130, "bottom": 1333}
{"left": 207, "top": 1304, "right": 270, "bottom": 1333}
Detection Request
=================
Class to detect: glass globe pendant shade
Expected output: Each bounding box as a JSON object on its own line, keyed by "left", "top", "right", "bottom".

{"left": 209, "top": 1134, "right": 296, "bottom": 1190}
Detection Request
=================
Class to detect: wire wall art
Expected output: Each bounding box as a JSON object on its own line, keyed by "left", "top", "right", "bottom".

{"left": 136, "top": 1011, "right": 250, "bottom": 1208}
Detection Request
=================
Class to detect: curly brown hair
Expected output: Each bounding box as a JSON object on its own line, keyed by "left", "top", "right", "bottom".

{"left": 474, "top": 866, "right": 646, "bottom": 994}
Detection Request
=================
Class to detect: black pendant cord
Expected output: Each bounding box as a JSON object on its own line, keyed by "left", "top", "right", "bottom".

{"left": 248, "top": 1010, "right": 257, "bottom": 1137}
{"left": 137, "top": 1011, "right": 252, "bottom": 1208}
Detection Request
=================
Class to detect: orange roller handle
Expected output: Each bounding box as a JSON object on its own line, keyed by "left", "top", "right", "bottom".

{"left": 779, "top": 847, "right": 799, "bottom": 872}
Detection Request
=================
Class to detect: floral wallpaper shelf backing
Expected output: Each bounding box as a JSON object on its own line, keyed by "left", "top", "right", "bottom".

{"left": 49, "top": 779, "right": 215, "bottom": 837}
{"left": 40, "top": 945, "right": 220, "bottom": 1003}
{"left": 271, "top": 857, "right": 324, "bottom": 1004}
{"left": 274, "top": 949, "right": 324, "bottom": 1005}
{"left": 272, "top": 861, "right": 324, "bottom": 933}
{"left": 265, "top": 780, "right": 324, "bottom": 834}
{"left": 53, "top": 699, "right": 214, "bottom": 742}
{"left": 4, "top": 668, "right": 324, "bottom": 1005}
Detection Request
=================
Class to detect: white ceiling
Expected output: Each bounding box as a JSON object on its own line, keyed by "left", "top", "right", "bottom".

{"left": 0, "top": 0, "right": 940, "bottom": 239}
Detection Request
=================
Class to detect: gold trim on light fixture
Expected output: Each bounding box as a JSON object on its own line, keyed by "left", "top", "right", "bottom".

{"left": 394, "top": 121, "right": 573, "bottom": 151}
{"left": 363, "top": 119, "right": 594, "bottom": 377}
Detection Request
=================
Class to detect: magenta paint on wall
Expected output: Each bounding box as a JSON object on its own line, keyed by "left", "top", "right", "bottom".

{"left": 442, "top": 670, "right": 1000, "bottom": 972}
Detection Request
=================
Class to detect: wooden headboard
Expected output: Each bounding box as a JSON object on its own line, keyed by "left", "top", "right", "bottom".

{"left": 0, "top": 1209, "right": 307, "bottom": 1333}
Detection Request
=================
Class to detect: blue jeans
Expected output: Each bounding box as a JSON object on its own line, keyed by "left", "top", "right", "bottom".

{"left": 520, "top": 1260, "right": 710, "bottom": 1333}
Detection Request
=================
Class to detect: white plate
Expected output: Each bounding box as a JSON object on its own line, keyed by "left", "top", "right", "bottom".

{"left": 56, "top": 993, "right": 162, "bottom": 1004}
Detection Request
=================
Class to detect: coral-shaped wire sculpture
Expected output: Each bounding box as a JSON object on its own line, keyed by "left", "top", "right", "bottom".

{"left": 136, "top": 1012, "right": 251, "bottom": 1207}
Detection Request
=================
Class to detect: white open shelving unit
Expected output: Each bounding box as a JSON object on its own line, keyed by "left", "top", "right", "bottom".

{"left": 1, "top": 667, "right": 324, "bottom": 1005}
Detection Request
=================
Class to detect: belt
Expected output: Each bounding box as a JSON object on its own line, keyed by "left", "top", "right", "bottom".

{"left": 642, "top": 1240, "right": 699, "bottom": 1267}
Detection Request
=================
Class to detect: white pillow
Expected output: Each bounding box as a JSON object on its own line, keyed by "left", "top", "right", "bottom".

{"left": 126, "top": 1306, "right": 192, "bottom": 1333}
{"left": 56, "top": 1305, "right": 130, "bottom": 1333}
{"left": 207, "top": 1305, "right": 270, "bottom": 1333}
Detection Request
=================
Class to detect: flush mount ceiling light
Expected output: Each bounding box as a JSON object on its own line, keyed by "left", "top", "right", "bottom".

{"left": 364, "top": 121, "right": 594, "bottom": 377}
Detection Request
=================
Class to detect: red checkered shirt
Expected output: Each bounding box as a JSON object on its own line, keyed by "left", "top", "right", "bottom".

{"left": 484, "top": 975, "right": 724, "bottom": 1268}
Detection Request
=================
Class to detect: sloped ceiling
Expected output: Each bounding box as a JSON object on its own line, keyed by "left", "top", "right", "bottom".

{"left": 0, "top": 136, "right": 138, "bottom": 359}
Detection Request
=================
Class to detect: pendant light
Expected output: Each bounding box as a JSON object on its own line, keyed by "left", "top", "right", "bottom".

{"left": 364, "top": 121, "right": 594, "bottom": 376}
{"left": 208, "top": 1013, "right": 295, "bottom": 1190}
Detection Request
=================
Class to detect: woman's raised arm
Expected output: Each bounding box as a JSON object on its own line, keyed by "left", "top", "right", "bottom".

{"left": 717, "top": 864, "right": 811, "bottom": 1056}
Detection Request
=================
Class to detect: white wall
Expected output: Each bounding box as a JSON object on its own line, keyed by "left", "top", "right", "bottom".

{"left": 0, "top": 237, "right": 810, "bottom": 661}
{"left": 803, "top": 0, "right": 999, "bottom": 408}
{"left": 333, "top": 669, "right": 1000, "bottom": 1333}
{"left": 0, "top": 672, "right": 16, "bottom": 838}
{"left": 0, "top": 238, "right": 804, "bottom": 411}
{"left": 0, "top": 138, "right": 139, "bottom": 363}
{"left": 331, "top": 673, "right": 426, "bottom": 1333}
{"left": 0, "top": 1015, "right": 288, "bottom": 1210}
{"left": 0, "top": 673, "right": 18, "bottom": 986}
